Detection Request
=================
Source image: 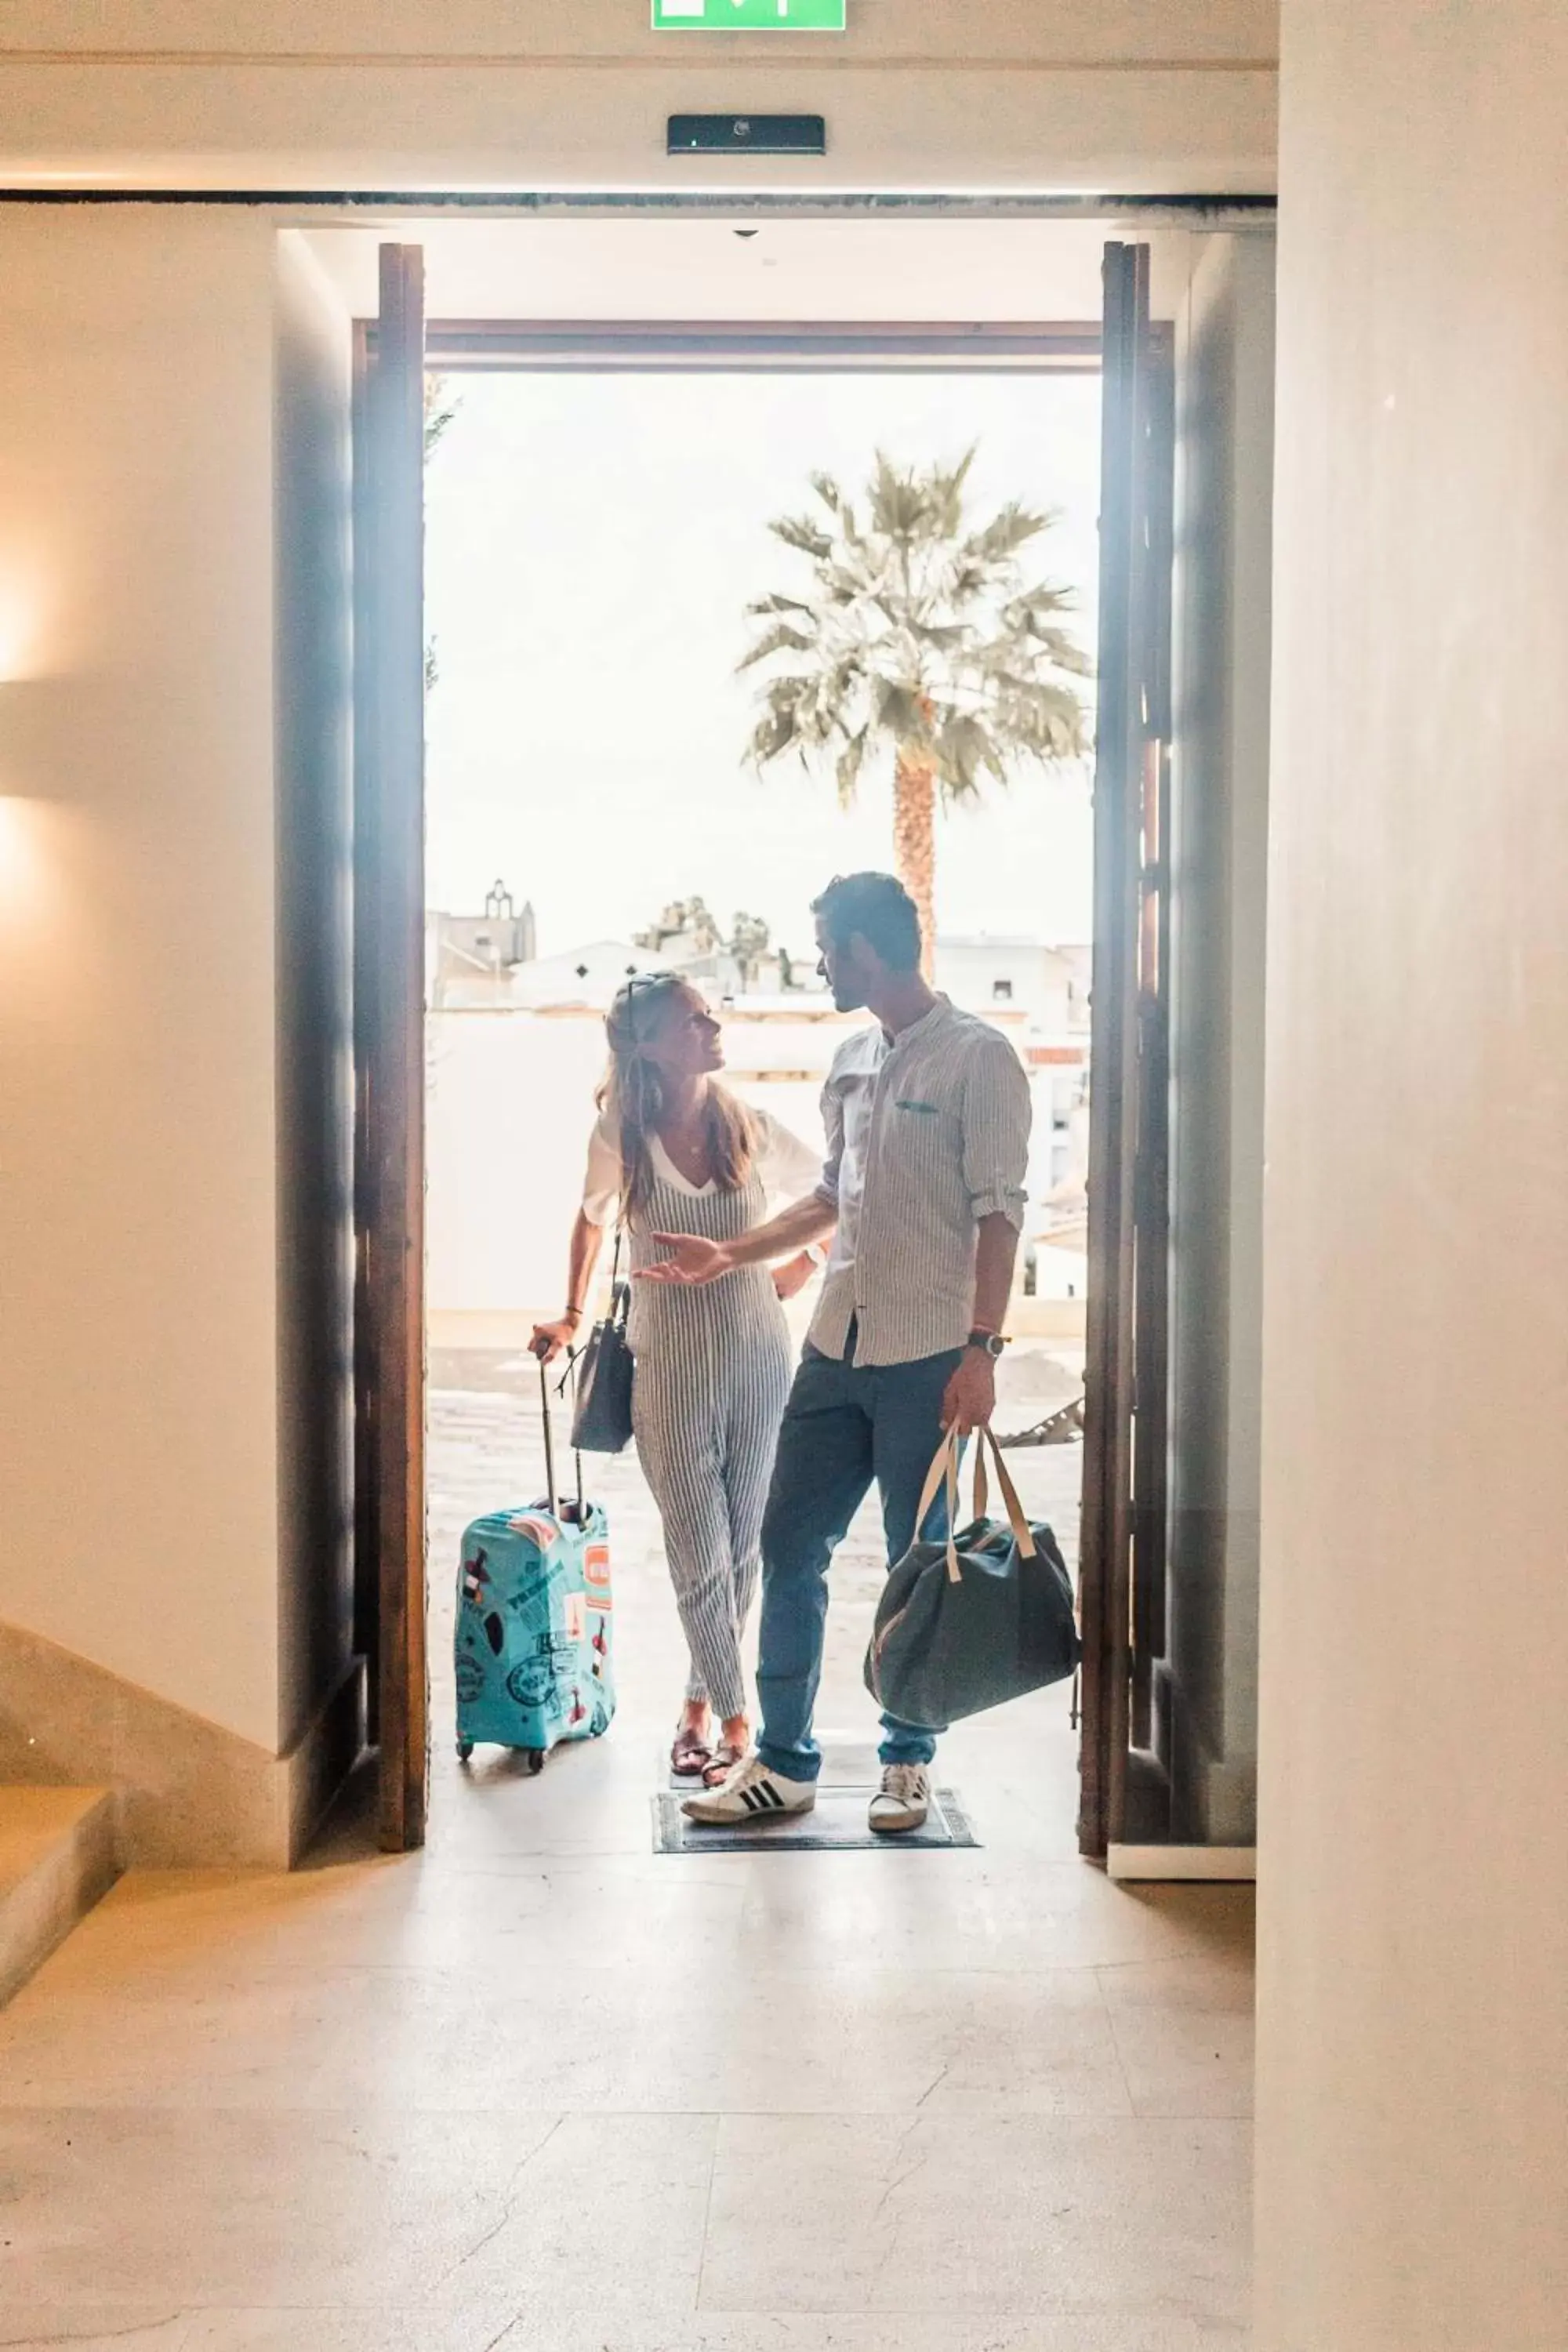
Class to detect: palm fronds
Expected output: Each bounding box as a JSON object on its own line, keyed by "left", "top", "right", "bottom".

{"left": 739, "top": 445, "right": 1090, "bottom": 813}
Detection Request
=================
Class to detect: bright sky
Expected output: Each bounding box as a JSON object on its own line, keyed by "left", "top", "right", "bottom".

{"left": 424, "top": 368, "right": 1102, "bottom": 964}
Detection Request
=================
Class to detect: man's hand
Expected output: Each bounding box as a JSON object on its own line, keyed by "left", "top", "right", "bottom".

{"left": 771, "top": 1250, "right": 818, "bottom": 1303}
{"left": 942, "top": 1348, "right": 996, "bottom": 1436}
{"left": 636, "top": 1232, "right": 735, "bottom": 1287}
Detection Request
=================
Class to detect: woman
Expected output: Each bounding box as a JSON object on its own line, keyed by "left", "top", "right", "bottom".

{"left": 533, "top": 974, "right": 822, "bottom": 1786}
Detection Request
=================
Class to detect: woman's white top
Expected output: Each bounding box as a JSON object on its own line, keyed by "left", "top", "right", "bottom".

{"left": 580, "top": 1104, "right": 822, "bottom": 1229}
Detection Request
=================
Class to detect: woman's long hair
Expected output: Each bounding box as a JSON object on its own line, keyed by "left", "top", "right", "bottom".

{"left": 598, "top": 973, "right": 757, "bottom": 1221}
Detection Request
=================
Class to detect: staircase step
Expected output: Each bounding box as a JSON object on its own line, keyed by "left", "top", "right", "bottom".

{"left": 0, "top": 1787, "right": 119, "bottom": 2006}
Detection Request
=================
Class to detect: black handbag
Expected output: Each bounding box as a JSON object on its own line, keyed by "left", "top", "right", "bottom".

{"left": 865, "top": 1428, "right": 1080, "bottom": 1731}
{"left": 570, "top": 1232, "right": 635, "bottom": 1455}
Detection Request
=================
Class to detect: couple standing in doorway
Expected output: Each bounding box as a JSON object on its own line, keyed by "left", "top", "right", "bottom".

{"left": 533, "top": 870, "right": 1031, "bottom": 1835}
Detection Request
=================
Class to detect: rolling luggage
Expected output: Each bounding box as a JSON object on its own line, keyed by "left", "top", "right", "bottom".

{"left": 454, "top": 1360, "right": 615, "bottom": 1771}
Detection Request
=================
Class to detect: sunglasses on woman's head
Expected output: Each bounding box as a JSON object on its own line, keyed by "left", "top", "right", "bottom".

{"left": 623, "top": 969, "right": 670, "bottom": 1041}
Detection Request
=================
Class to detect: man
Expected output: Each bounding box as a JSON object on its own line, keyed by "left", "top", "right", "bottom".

{"left": 639, "top": 871, "right": 1030, "bottom": 1835}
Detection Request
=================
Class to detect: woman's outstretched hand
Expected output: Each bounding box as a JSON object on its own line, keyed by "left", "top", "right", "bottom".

{"left": 637, "top": 1232, "right": 733, "bottom": 1287}
{"left": 530, "top": 1314, "right": 580, "bottom": 1365}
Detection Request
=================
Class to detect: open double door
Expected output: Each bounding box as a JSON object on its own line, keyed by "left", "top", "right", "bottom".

{"left": 353, "top": 246, "right": 428, "bottom": 1853}
{"left": 353, "top": 238, "right": 1174, "bottom": 1858}
{"left": 1077, "top": 246, "right": 1176, "bottom": 1859}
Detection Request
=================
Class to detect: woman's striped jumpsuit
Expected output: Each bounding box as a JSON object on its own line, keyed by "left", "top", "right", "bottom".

{"left": 582, "top": 1115, "right": 819, "bottom": 1722}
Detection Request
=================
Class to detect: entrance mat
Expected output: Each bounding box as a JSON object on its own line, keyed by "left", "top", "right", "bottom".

{"left": 652, "top": 1784, "right": 980, "bottom": 1854}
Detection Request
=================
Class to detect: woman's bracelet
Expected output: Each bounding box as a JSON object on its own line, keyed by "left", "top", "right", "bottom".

{"left": 563, "top": 1305, "right": 585, "bottom": 1325}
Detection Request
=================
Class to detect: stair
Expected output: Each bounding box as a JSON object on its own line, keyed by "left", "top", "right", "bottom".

{"left": 0, "top": 1787, "right": 119, "bottom": 2006}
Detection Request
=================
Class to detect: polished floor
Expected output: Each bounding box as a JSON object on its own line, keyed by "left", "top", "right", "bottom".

{"left": 0, "top": 1374, "right": 1253, "bottom": 2351}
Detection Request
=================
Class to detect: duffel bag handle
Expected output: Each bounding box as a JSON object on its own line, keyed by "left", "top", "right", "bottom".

{"left": 913, "top": 1431, "right": 964, "bottom": 1583}
{"left": 971, "top": 1428, "right": 1037, "bottom": 1561}
{"left": 913, "top": 1425, "right": 1037, "bottom": 1588}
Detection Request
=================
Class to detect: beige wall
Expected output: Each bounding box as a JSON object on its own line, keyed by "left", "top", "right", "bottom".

{"left": 0, "top": 0, "right": 1277, "bottom": 194}
{"left": 0, "top": 208, "right": 284, "bottom": 1749}
{"left": 1258, "top": 1, "right": 1568, "bottom": 2343}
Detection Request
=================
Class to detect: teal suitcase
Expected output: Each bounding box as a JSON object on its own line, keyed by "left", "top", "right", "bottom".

{"left": 454, "top": 1363, "right": 615, "bottom": 1770}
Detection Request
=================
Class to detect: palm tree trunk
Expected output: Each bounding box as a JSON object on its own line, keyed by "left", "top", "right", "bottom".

{"left": 893, "top": 748, "right": 938, "bottom": 980}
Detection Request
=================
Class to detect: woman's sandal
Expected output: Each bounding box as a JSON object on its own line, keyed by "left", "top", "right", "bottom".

{"left": 670, "top": 1727, "right": 712, "bottom": 1779}
{"left": 702, "top": 1743, "right": 746, "bottom": 1789}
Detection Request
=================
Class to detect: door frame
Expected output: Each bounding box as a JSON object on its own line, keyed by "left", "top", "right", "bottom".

{"left": 1076, "top": 244, "right": 1178, "bottom": 1860}
{"left": 349, "top": 210, "right": 1264, "bottom": 1852}
{"left": 353, "top": 244, "right": 430, "bottom": 1854}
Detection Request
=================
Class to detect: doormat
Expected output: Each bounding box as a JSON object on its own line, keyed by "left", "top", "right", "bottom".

{"left": 652, "top": 1784, "right": 979, "bottom": 1854}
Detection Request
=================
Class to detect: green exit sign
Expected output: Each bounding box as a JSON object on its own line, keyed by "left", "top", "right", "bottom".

{"left": 653, "top": 0, "right": 848, "bottom": 27}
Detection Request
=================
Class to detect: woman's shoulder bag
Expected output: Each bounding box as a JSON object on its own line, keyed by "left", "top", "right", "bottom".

{"left": 570, "top": 1228, "right": 635, "bottom": 1455}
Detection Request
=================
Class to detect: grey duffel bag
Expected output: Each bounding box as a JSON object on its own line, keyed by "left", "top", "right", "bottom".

{"left": 865, "top": 1428, "right": 1080, "bottom": 1732}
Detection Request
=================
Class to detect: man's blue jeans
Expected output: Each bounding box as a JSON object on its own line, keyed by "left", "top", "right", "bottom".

{"left": 755, "top": 1341, "right": 963, "bottom": 1783}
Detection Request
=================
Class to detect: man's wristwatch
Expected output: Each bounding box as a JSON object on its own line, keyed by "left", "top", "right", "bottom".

{"left": 966, "top": 1329, "right": 1006, "bottom": 1360}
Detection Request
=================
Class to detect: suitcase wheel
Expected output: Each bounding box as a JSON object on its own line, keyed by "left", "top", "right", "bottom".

{"left": 456, "top": 1740, "right": 474, "bottom": 1764}
{"left": 523, "top": 1748, "right": 546, "bottom": 1777}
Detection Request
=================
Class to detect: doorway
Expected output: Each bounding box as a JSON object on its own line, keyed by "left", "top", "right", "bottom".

{"left": 330, "top": 209, "right": 1274, "bottom": 1864}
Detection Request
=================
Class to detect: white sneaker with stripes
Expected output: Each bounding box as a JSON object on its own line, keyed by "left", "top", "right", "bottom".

{"left": 868, "top": 1763, "right": 931, "bottom": 1835}
{"left": 681, "top": 1751, "right": 816, "bottom": 1826}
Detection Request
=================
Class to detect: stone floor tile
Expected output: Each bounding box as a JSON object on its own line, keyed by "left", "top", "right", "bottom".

{"left": 0, "top": 1962, "right": 1134, "bottom": 2119}
{"left": 701, "top": 2111, "right": 1250, "bottom": 2325}
{"left": 488, "top": 2321, "right": 1247, "bottom": 2352}
{"left": 0, "top": 2109, "right": 713, "bottom": 2312}
{"left": 602, "top": 1964, "right": 1134, "bottom": 2118}
{"left": 35, "top": 1854, "right": 742, "bottom": 1989}
{"left": 418, "top": 2111, "right": 716, "bottom": 2312}
{"left": 1096, "top": 1959, "right": 1256, "bottom": 2119}
{"left": 13, "top": 2299, "right": 1247, "bottom": 2347}
{"left": 732, "top": 1853, "right": 1254, "bottom": 1975}
{"left": 0, "top": 2316, "right": 194, "bottom": 2351}
{"left": 180, "top": 2318, "right": 513, "bottom": 2352}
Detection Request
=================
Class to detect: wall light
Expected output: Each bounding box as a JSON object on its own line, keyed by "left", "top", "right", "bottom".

{"left": 0, "top": 583, "right": 50, "bottom": 684}
{"left": 0, "top": 795, "right": 52, "bottom": 925}
{"left": 0, "top": 569, "right": 78, "bottom": 946}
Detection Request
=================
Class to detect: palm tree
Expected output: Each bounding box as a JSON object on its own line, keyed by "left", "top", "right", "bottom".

{"left": 423, "top": 371, "right": 461, "bottom": 459}
{"left": 740, "top": 449, "right": 1091, "bottom": 974}
{"left": 423, "top": 374, "right": 461, "bottom": 692}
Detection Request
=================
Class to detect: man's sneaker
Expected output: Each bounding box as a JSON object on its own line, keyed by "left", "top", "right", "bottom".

{"left": 681, "top": 1751, "right": 817, "bottom": 1827}
{"left": 869, "top": 1764, "right": 931, "bottom": 1835}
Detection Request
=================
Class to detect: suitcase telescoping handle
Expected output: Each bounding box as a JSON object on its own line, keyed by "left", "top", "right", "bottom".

{"left": 539, "top": 1355, "right": 559, "bottom": 1519}
{"left": 537, "top": 1353, "right": 586, "bottom": 1524}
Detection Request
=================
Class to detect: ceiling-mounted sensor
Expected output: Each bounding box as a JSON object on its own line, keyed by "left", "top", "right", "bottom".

{"left": 669, "top": 114, "right": 826, "bottom": 155}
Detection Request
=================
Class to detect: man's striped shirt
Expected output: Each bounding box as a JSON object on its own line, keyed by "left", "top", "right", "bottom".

{"left": 808, "top": 996, "right": 1032, "bottom": 1368}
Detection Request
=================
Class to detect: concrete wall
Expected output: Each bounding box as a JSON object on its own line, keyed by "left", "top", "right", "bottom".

{"left": 1256, "top": 1, "right": 1568, "bottom": 2343}
{"left": 426, "top": 1007, "right": 1069, "bottom": 1333}
{"left": 1164, "top": 230, "right": 1275, "bottom": 1842}
{"left": 273, "top": 230, "right": 356, "bottom": 1753}
{"left": 425, "top": 1015, "right": 837, "bottom": 1331}
{"left": 0, "top": 0, "right": 1277, "bottom": 194}
{"left": 0, "top": 207, "right": 283, "bottom": 1748}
